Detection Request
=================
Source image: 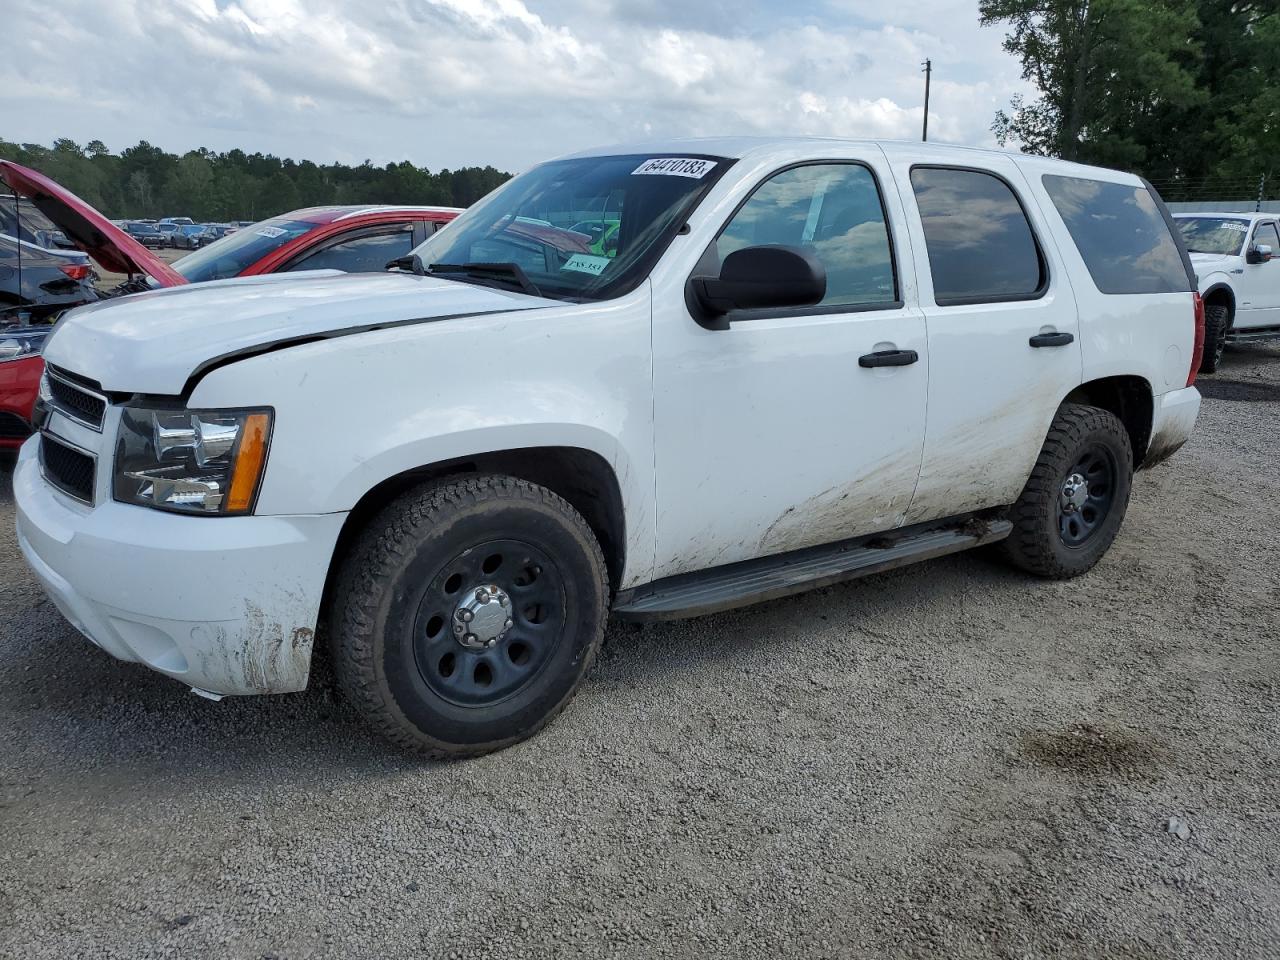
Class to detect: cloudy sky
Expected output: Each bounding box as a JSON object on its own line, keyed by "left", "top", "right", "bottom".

{"left": 3, "top": 0, "right": 1031, "bottom": 173}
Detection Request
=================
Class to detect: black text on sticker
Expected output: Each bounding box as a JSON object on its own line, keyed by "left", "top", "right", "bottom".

{"left": 632, "top": 158, "right": 718, "bottom": 179}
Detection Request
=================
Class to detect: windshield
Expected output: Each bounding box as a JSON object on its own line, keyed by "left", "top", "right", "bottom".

{"left": 1176, "top": 217, "right": 1250, "bottom": 256}
{"left": 172, "top": 218, "right": 315, "bottom": 282}
{"left": 409, "top": 154, "right": 730, "bottom": 302}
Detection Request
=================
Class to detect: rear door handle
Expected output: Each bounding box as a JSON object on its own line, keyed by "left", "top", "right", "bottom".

{"left": 858, "top": 349, "right": 919, "bottom": 368}
{"left": 1029, "top": 332, "right": 1074, "bottom": 348}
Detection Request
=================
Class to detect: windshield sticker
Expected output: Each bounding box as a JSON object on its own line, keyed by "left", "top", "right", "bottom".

{"left": 255, "top": 226, "right": 287, "bottom": 239}
{"left": 1220, "top": 222, "right": 1248, "bottom": 232}
{"left": 562, "top": 253, "right": 612, "bottom": 276}
{"left": 632, "top": 157, "right": 718, "bottom": 179}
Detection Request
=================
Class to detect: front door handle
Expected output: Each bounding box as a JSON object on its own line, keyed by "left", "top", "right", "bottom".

{"left": 1029, "top": 332, "right": 1074, "bottom": 348}
{"left": 858, "top": 349, "right": 919, "bottom": 368}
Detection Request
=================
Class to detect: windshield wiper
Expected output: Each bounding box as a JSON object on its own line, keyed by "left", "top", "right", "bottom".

{"left": 426, "top": 261, "right": 542, "bottom": 298}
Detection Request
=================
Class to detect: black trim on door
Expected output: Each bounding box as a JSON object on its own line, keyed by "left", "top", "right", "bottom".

{"left": 908, "top": 163, "right": 1052, "bottom": 307}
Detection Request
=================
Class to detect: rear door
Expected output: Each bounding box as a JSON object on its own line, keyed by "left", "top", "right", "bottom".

{"left": 879, "top": 147, "right": 1083, "bottom": 522}
{"left": 650, "top": 154, "right": 929, "bottom": 580}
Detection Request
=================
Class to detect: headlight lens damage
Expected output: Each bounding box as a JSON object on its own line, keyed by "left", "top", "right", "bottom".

{"left": 114, "top": 407, "right": 272, "bottom": 515}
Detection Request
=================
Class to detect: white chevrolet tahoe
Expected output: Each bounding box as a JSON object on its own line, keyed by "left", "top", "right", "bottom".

{"left": 14, "top": 139, "right": 1203, "bottom": 756}
{"left": 1174, "top": 212, "right": 1280, "bottom": 371}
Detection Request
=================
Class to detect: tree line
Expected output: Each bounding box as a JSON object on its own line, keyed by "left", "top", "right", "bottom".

{"left": 0, "top": 138, "right": 512, "bottom": 222}
{"left": 981, "top": 0, "right": 1278, "bottom": 200}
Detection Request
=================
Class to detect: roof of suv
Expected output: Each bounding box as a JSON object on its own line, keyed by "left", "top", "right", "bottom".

{"left": 557, "top": 137, "right": 1145, "bottom": 184}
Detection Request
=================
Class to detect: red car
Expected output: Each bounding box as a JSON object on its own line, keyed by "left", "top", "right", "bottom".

{"left": 0, "top": 159, "right": 461, "bottom": 452}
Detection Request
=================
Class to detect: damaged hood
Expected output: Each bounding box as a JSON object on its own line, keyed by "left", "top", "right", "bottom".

{"left": 0, "top": 159, "right": 187, "bottom": 285}
{"left": 42, "top": 270, "right": 553, "bottom": 395}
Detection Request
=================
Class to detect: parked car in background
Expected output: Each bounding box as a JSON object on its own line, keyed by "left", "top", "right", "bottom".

{"left": 170, "top": 223, "right": 212, "bottom": 250}
{"left": 12, "top": 139, "right": 1202, "bottom": 757}
{"left": 155, "top": 222, "right": 180, "bottom": 246}
{"left": 122, "top": 221, "right": 167, "bottom": 248}
{"left": 191, "top": 224, "right": 234, "bottom": 248}
{"left": 0, "top": 156, "right": 463, "bottom": 450}
{"left": 160, "top": 216, "right": 194, "bottom": 226}
{"left": 1175, "top": 212, "right": 1280, "bottom": 370}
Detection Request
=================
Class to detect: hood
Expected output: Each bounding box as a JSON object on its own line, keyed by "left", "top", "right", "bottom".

{"left": 1188, "top": 251, "right": 1239, "bottom": 267}
{"left": 0, "top": 160, "right": 187, "bottom": 286}
{"left": 42, "top": 270, "right": 553, "bottom": 395}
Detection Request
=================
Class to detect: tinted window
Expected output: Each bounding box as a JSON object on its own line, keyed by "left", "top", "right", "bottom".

{"left": 910, "top": 167, "right": 1044, "bottom": 303}
{"left": 288, "top": 227, "right": 414, "bottom": 273}
{"left": 713, "top": 163, "right": 897, "bottom": 307}
{"left": 1043, "top": 175, "right": 1189, "bottom": 294}
{"left": 1176, "top": 217, "right": 1250, "bottom": 256}
{"left": 1255, "top": 222, "right": 1280, "bottom": 252}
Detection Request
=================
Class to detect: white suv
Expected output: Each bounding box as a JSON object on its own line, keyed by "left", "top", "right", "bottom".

{"left": 1175, "top": 212, "right": 1280, "bottom": 370}
{"left": 14, "top": 139, "right": 1203, "bottom": 755}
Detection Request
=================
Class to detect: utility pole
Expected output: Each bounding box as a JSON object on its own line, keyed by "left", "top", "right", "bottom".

{"left": 1258, "top": 173, "right": 1267, "bottom": 213}
{"left": 921, "top": 59, "right": 932, "bottom": 142}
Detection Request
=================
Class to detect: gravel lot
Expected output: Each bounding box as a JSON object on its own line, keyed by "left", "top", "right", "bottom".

{"left": 2, "top": 346, "right": 1279, "bottom": 959}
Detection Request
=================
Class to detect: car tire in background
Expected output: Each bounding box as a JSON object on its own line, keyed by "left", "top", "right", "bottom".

{"left": 1000, "top": 403, "right": 1134, "bottom": 580}
{"left": 1200, "top": 303, "right": 1229, "bottom": 373}
{"left": 331, "top": 474, "right": 609, "bottom": 757}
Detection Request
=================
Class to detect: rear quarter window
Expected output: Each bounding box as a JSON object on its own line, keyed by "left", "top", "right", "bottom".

{"left": 1042, "top": 175, "right": 1189, "bottom": 295}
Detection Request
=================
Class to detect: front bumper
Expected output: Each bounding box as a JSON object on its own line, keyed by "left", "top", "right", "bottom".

{"left": 1142, "top": 385, "right": 1201, "bottom": 469}
{"left": 0, "top": 355, "right": 41, "bottom": 451}
{"left": 13, "top": 439, "right": 347, "bottom": 696}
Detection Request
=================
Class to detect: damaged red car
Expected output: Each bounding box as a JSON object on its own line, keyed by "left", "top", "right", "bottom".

{"left": 0, "top": 159, "right": 462, "bottom": 452}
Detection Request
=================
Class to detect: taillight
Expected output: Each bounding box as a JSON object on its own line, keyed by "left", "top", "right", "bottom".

{"left": 58, "top": 263, "right": 91, "bottom": 281}
{"left": 1187, "top": 292, "right": 1205, "bottom": 387}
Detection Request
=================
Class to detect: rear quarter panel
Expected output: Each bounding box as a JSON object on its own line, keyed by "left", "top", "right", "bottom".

{"left": 1015, "top": 156, "right": 1195, "bottom": 396}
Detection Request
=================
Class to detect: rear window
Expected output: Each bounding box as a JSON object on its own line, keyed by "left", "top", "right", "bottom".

{"left": 910, "top": 167, "right": 1045, "bottom": 304}
{"left": 1042, "top": 175, "right": 1189, "bottom": 294}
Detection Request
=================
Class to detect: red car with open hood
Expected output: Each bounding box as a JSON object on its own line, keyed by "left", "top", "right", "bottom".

{"left": 0, "top": 159, "right": 462, "bottom": 452}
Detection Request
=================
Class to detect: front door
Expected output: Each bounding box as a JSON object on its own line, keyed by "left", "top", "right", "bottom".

{"left": 650, "top": 157, "right": 929, "bottom": 581}
{"left": 1239, "top": 220, "right": 1280, "bottom": 328}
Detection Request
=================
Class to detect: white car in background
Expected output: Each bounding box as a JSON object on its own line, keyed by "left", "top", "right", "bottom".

{"left": 16, "top": 138, "right": 1203, "bottom": 757}
{"left": 1175, "top": 212, "right": 1280, "bottom": 371}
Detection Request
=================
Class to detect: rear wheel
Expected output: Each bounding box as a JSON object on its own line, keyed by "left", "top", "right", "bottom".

{"left": 331, "top": 475, "right": 608, "bottom": 757}
{"left": 1200, "top": 302, "right": 1229, "bottom": 373}
{"left": 1001, "top": 403, "right": 1133, "bottom": 579}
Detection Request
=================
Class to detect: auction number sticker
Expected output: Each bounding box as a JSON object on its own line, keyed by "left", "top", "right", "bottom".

{"left": 632, "top": 157, "right": 718, "bottom": 178}
{"left": 1221, "top": 222, "right": 1249, "bottom": 232}
{"left": 562, "top": 253, "right": 611, "bottom": 275}
{"left": 256, "top": 226, "right": 287, "bottom": 239}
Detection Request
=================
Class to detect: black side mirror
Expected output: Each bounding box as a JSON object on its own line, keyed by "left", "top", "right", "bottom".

{"left": 1246, "top": 243, "right": 1274, "bottom": 265}
{"left": 691, "top": 245, "right": 826, "bottom": 325}
{"left": 386, "top": 253, "right": 426, "bottom": 275}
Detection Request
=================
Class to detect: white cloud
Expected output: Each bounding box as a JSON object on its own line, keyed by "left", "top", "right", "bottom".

{"left": 0, "top": 0, "right": 1034, "bottom": 171}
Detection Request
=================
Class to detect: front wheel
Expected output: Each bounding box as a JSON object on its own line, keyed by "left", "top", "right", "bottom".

{"left": 331, "top": 475, "right": 609, "bottom": 757}
{"left": 1001, "top": 403, "right": 1133, "bottom": 579}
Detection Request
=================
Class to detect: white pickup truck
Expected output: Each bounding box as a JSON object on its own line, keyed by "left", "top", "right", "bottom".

{"left": 1175, "top": 212, "right": 1280, "bottom": 371}
{"left": 15, "top": 139, "right": 1203, "bottom": 756}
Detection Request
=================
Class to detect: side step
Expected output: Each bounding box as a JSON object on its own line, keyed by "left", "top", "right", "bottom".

{"left": 1227, "top": 326, "right": 1280, "bottom": 344}
{"left": 613, "top": 515, "right": 1013, "bottom": 621}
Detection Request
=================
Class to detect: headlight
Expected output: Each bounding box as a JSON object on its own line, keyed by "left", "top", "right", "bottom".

{"left": 0, "top": 329, "right": 48, "bottom": 363}
{"left": 113, "top": 407, "right": 273, "bottom": 515}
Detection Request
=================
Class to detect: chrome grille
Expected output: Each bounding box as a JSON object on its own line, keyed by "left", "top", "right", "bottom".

{"left": 45, "top": 365, "right": 107, "bottom": 431}
{"left": 39, "top": 432, "right": 96, "bottom": 504}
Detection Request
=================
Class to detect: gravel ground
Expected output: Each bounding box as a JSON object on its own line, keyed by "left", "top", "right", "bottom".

{"left": 1, "top": 346, "right": 1279, "bottom": 959}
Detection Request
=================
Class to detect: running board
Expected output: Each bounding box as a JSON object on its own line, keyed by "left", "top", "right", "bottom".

{"left": 613, "top": 515, "right": 1013, "bottom": 621}
{"left": 1227, "top": 326, "right": 1280, "bottom": 344}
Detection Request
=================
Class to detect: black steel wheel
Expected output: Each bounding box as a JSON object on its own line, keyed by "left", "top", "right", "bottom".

{"left": 332, "top": 475, "right": 608, "bottom": 757}
{"left": 1002, "top": 403, "right": 1133, "bottom": 579}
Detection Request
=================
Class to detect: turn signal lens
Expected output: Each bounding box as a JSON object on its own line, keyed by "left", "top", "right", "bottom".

{"left": 226, "top": 413, "right": 270, "bottom": 513}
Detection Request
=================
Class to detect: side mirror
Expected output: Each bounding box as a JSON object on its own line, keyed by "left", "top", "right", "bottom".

{"left": 691, "top": 245, "right": 826, "bottom": 324}
{"left": 386, "top": 253, "right": 426, "bottom": 275}
{"left": 1246, "top": 243, "right": 1273, "bottom": 265}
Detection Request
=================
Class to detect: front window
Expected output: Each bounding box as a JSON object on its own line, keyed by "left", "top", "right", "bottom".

{"left": 171, "top": 218, "right": 315, "bottom": 282}
{"left": 409, "top": 154, "right": 730, "bottom": 302}
{"left": 1176, "top": 217, "right": 1250, "bottom": 256}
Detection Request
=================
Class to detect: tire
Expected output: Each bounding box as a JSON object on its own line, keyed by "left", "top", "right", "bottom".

{"left": 331, "top": 475, "right": 608, "bottom": 757}
{"left": 1001, "top": 403, "right": 1133, "bottom": 579}
{"left": 1200, "top": 303, "right": 1229, "bottom": 373}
